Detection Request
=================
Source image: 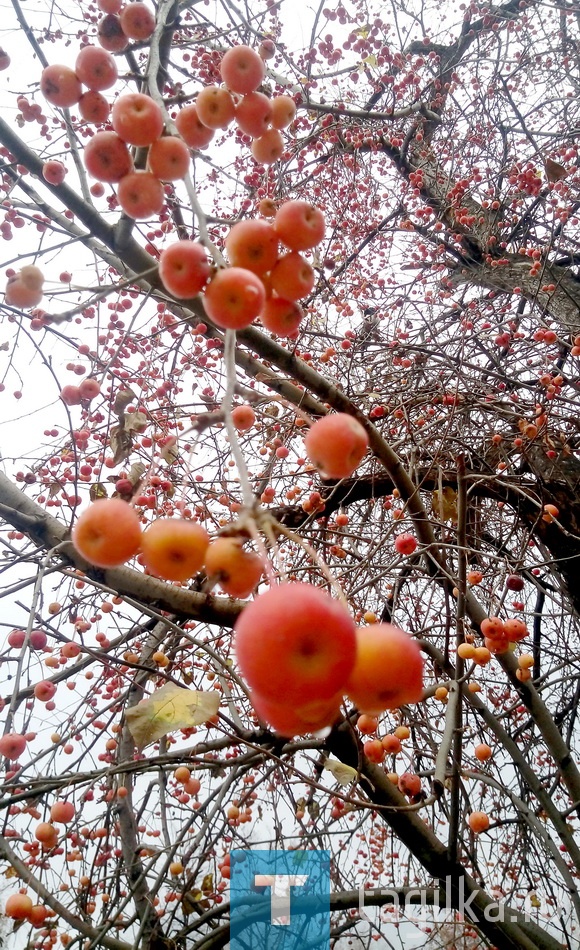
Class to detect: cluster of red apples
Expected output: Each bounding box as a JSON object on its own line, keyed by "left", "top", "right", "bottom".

{"left": 159, "top": 198, "right": 324, "bottom": 335}
{"left": 34, "top": 38, "right": 322, "bottom": 337}
{"left": 71, "top": 498, "right": 423, "bottom": 738}
{"left": 234, "top": 583, "right": 424, "bottom": 737}
{"left": 38, "top": 40, "right": 296, "bottom": 215}
{"left": 71, "top": 411, "right": 369, "bottom": 588}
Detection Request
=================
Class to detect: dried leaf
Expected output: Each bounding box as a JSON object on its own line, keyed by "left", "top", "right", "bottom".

{"left": 124, "top": 411, "right": 148, "bottom": 433}
{"left": 89, "top": 482, "right": 108, "bottom": 502}
{"left": 125, "top": 683, "right": 220, "bottom": 750}
{"left": 308, "top": 799, "right": 319, "bottom": 818}
{"left": 545, "top": 158, "right": 568, "bottom": 182}
{"left": 110, "top": 424, "right": 133, "bottom": 465}
{"left": 160, "top": 436, "right": 178, "bottom": 464}
{"left": 201, "top": 873, "right": 213, "bottom": 894}
{"left": 48, "top": 481, "right": 62, "bottom": 498}
{"left": 182, "top": 890, "right": 203, "bottom": 914}
{"left": 432, "top": 486, "right": 458, "bottom": 522}
{"left": 4, "top": 865, "right": 18, "bottom": 878}
{"left": 0, "top": 340, "right": 9, "bottom": 351}
{"left": 113, "top": 388, "right": 136, "bottom": 415}
{"left": 128, "top": 462, "right": 146, "bottom": 486}
{"left": 323, "top": 758, "right": 358, "bottom": 786}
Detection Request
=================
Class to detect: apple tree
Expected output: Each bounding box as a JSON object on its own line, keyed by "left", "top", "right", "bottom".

{"left": 0, "top": 0, "right": 579, "bottom": 948}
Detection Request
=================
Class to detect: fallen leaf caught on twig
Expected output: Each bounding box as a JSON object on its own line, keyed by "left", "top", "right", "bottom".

{"left": 126, "top": 683, "right": 220, "bottom": 750}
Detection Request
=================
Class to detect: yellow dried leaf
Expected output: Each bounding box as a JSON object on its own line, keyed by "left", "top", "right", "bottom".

{"left": 182, "top": 890, "right": 203, "bottom": 914}
{"left": 125, "top": 683, "right": 220, "bottom": 750}
{"left": 201, "top": 873, "right": 213, "bottom": 894}
{"left": 128, "top": 462, "right": 146, "bottom": 486}
{"left": 89, "top": 482, "right": 108, "bottom": 501}
{"left": 323, "top": 759, "right": 358, "bottom": 786}
{"left": 432, "top": 486, "right": 458, "bottom": 522}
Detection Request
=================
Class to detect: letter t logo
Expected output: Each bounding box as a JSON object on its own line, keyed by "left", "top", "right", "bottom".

{"left": 254, "top": 874, "right": 309, "bottom": 925}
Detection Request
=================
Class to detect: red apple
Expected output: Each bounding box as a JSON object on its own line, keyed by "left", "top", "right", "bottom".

{"left": 233, "top": 582, "right": 356, "bottom": 705}
{"left": 40, "top": 64, "right": 82, "bottom": 108}
{"left": 111, "top": 93, "right": 164, "bottom": 146}
{"left": 394, "top": 533, "right": 417, "bottom": 556}
{"left": 304, "top": 413, "right": 369, "bottom": 479}
{"left": 220, "top": 44, "right": 265, "bottom": 95}
{"left": 251, "top": 691, "right": 341, "bottom": 737}
{"left": 203, "top": 267, "right": 266, "bottom": 330}
{"left": 75, "top": 45, "right": 118, "bottom": 90}
{"left": 274, "top": 200, "right": 325, "bottom": 251}
{"left": 159, "top": 241, "right": 211, "bottom": 298}
{"left": 83, "top": 131, "right": 133, "bottom": 182}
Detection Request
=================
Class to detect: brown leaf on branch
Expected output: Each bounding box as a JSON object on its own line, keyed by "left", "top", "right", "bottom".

{"left": 113, "top": 388, "right": 137, "bottom": 415}
{"left": 109, "top": 424, "right": 133, "bottom": 465}
{"left": 545, "top": 158, "right": 568, "bottom": 182}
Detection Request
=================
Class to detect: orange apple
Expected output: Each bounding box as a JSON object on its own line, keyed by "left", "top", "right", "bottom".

{"left": 251, "top": 128, "right": 284, "bottom": 164}
{"left": 468, "top": 811, "right": 490, "bottom": 833}
{"left": 175, "top": 103, "right": 214, "bottom": 149}
{"left": 78, "top": 90, "right": 110, "bottom": 123}
{"left": 204, "top": 537, "right": 263, "bottom": 598}
{"left": 235, "top": 91, "right": 272, "bottom": 137}
{"left": 140, "top": 518, "right": 209, "bottom": 582}
{"left": 117, "top": 171, "right": 164, "bottom": 219}
{"left": 159, "top": 241, "right": 211, "bottom": 298}
{"left": 345, "top": 623, "right": 424, "bottom": 715}
{"left": 203, "top": 267, "right": 266, "bottom": 330}
{"left": 270, "top": 251, "right": 314, "bottom": 300}
{"left": 195, "top": 86, "right": 235, "bottom": 129}
{"left": 83, "top": 131, "right": 133, "bottom": 182}
{"left": 270, "top": 94, "right": 297, "bottom": 129}
{"left": 40, "top": 64, "right": 82, "bottom": 108}
{"left": 119, "top": 2, "right": 155, "bottom": 39}
{"left": 75, "top": 45, "right": 118, "bottom": 90}
{"left": 111, "top": 93, "right": 164, "bottom": 146}
{"left": 147, "top": 136, "right": 190, "bottom": 181}
{"left": 274, "top": 200, "right": 325, "bottom": 251}
{"left": 5, "top": 894, "right": 33, "bottom": 920}
{"left": 72, "top": 498, "right": 142, "bottom": 567}
{"left": 97, "top": 13, "right": 129, "bottom": 52}
{"left": 231, "top": 405, "right": 255, "bottom": 431}
{"left": 261, "top": 297, "right": 303, "bottom": 336}
{"left": 225, "top": 219, "right": 279, "bottom": 275}
{"left": 220, "top": 44, "right": 265, "bottom": 94}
